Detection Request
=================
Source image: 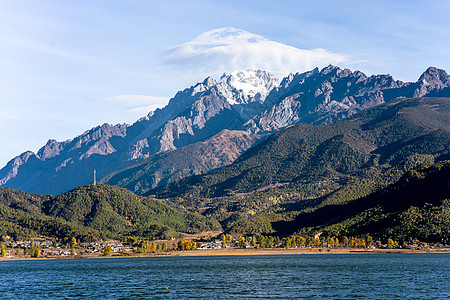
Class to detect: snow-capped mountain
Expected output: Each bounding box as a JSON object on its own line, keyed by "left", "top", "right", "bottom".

{"left": 0, "top": 69, "right": 278, "bottom": 194}
{"left": 216, "top": 69, "right": 279, "bottom": 105}
{"left": 1, "top": 66, "right": 449, "bottom": 195}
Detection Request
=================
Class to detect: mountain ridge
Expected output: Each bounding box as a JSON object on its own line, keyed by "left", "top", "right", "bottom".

{"left": 101, "top": 129, "right": 262, "bottom": 195}
{"left": 1, "top": 66, "right": 449, "bottom": 195}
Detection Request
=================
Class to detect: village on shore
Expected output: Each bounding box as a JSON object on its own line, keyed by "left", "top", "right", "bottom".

{"left": 1, "top": 232, "right": 449, "bottom": 260}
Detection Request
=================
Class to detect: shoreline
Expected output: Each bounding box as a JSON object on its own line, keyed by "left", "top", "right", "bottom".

{"left": 1, "top": 247, "right": 449, "bottom": 261}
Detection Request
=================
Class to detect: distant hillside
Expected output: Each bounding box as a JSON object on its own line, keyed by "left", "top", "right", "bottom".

{"left": 303, "top": 160, "right": 450, "bottom": 242}
{"left": 0, "top": 184, "right": 220, "bottom": 241}
{"left": 0, "top": 188, "right": 103, "bottom": 241}
{"left": 101, "top": 130, "right": 261, "bottom": 195}
{"left": 229, "top": 160, "right": 450, "bottom": 243}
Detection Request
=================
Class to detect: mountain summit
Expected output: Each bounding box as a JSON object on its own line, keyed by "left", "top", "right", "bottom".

{"left": 217, "top": 69, "right": 279, "bottom": 105}
{"left": 1, "top": 66, "right": 449, "bottom": 195}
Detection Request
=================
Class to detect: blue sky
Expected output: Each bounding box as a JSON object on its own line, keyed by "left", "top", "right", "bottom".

{"left": 1, "top": 0, "right": 450, "bottom": 168}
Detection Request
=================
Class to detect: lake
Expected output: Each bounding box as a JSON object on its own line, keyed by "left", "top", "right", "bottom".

{"left": 1, "top": 253, "right": 449, "bottom": 299}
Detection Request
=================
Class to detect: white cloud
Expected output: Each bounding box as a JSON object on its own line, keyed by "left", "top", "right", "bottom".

{"left": 103, "top": 95, "right": 170, "bottom": 106}
{"left": 102, "top": 95, "right": 171, "bottom": 115}
{"left": 162, "top": 27, "right": 350, "bottom": 78}
{"left": 125, "top": 105, "right": 164, "bottom": 116}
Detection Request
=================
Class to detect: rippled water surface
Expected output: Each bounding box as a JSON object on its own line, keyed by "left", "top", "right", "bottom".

{"left": 1, "top": 253, "right": 449, "bottom": 299}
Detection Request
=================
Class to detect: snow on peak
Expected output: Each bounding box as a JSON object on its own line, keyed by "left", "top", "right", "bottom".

{"left": 216, "top": 69, "right": 279, "bottom": 105}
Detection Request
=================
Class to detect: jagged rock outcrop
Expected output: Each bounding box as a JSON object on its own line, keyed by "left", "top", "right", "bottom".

{"left": 0, "top": 151, "right": 38, "bottom": 186}
{"left": 245, "top": 65, "right": 450, "bottom": 133}
{"left": 413, "top": 67, "right": 450, "bottom": 97}
{"left": 124, "top": 69, "right": 278, "bottom": 160}
{"left": 0, "top": 123, "right": 129, "bottom": 194}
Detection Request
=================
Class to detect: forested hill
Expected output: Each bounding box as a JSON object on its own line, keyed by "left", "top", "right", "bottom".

{"left": 294, "top": 160, "right": 450, "bottom": 242}
{"left": 229, "top": 160, "right": 449, "bottom": 243}
{"left": 0, "top": 184, "right": 220, "bottom": 241}
{"left": 151, "top": 97, "right": 450, "bottom": 198}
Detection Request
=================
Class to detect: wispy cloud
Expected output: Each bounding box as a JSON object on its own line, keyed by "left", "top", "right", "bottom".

{"left": 162, "top": 27, "right": 350, "bottom": 77}
{"left": 102, "top": 95, "right": 171, "bottom": 115}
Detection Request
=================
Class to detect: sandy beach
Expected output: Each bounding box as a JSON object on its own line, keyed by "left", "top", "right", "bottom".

{"left": 167, "top": 247, "right": 450, "bottom": 256}
{"left": 1, "top": 247, "right": 449, "bottom": 261}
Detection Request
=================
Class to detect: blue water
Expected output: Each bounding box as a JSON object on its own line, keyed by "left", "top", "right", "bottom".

{"left": 1, "top": 253, "right": 449, "bottom": 299}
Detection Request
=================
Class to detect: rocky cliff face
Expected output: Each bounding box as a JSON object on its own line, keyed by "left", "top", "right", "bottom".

{"left": 0, "top": 151, "right": 37, "bottom": 186}
{"left": 0, "top": 70, "right": 278, "bottom": 194}
{"left": 124, "top": 69, "right": 278, "bottom": 160}
{"left": 413, "top": 67, "right": 450, "bottom": 97}
{"left": 244, "top": 65, "right": 450, "bottom": 133}
{"left": 1, "top": 66, "right": 449, "bottom": 195}
{"left": 0, "top": 123, "right": 129, "bottom": 194}
{"left": 102, "top": 129, "right": 261, "bottom": 195}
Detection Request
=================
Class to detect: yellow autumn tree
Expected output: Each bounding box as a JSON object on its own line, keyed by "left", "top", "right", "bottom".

{"left": 1, "top": 242, "right": 6, "bottom": 257}
{"left": 103, "top": 245, "right": 112, "bottom": 255}
{"left": 387, "top": 238, "right": 398, "bottom": 249}
{"left": 238, "top": 236, "right": 246, "bottom": 248}
{"left": 178, "top": 239, "right": 196, "bottom": 251}
{"left": 70, "top": 237, "right": 77, "bottom": 248}
{"left": 150, "top": 242, "right": 157, "bottom": 253}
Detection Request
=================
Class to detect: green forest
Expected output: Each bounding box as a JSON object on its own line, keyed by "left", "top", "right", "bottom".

{"left": 0, "top": 184, "right": 219, "bottom": 242}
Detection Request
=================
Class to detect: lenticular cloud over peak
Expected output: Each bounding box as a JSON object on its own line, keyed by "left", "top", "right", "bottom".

{"left": 162, "top": 27, "right": 349, "bottom": 77}
{"left": 188, "top": 27, "right": 266, "bottom": 46}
